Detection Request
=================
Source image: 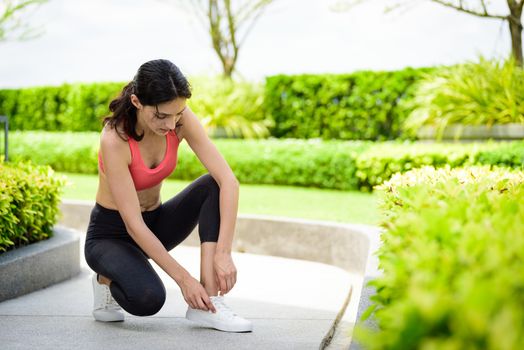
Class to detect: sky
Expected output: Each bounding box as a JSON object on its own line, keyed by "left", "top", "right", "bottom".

{"left": 0, "top": 0, "right": 512, "bottom": 88}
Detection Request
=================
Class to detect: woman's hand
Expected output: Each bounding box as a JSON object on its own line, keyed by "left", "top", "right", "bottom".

{"left": 214, "top": 252, "right": 237, "bottom": 295}
{"left": 179, "top": 274, "right": 216, "bottom": 313}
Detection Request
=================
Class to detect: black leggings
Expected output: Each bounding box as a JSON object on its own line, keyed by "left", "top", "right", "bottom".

{"left": 84, "top": 173, "right": 221, "bottom": 316}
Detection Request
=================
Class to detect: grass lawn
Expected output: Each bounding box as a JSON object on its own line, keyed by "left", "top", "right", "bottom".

{"left": 59, "top": 172, "right": 381, "bottom": 226}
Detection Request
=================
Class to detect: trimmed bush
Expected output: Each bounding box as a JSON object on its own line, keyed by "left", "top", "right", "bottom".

{"left": 10, "top": 131, "right": 100, "bottom": 174}
{"left": 0, "top": 83, "right": 121, "bottom": 131}
{"left": 353, "top": 141, "right": 504, "bottom": 191}
{"left": 476, "top": 141, "right": 524, "bottom": 169}
{"left": 9, "top": 132, "right": 370, "bottom": 190}
{"left": 265, "top": 67, "right": 433, "bottom": 140}
{"left": 0, "top": 77, "right": 268, "bottom": 136}
{"left": 215, "top": 138, "right": 368, "bottom": 190}
{"left": 9, "top": 132, "right": 524, "bottom": 191}
{"left": 355, "top": 166, "right": 524, "bottom": 349}
{"left": 0, "top": 161, "right": 65, "bottom": 253}
{"left": 1, "top": 68, "right": 431, "bottom": 140}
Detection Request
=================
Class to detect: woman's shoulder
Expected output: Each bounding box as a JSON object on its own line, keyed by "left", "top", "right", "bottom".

{"left": 100, "top": 124, "right": 130, "bottom": 154}
{"left": 102, "top": 123, "right": 129, "bottom": 140}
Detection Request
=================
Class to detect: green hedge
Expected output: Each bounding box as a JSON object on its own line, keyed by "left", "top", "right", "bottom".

{"left": 1, "top": 67, "right": 432, "bottom": 140}
{"left": 9, "top": 132, "right": 524, "bottom": 191}
{"left": 264, "top": 67, "right": 434, "bottom": 140}
{"left": 0, "top": 161, "right": 65, "bottom": 253}
{"left": 355, "top": 166, "right": 524, "bottom": 349}
{"left": 476, "top": 141, "right": 524, "bottom": 168}
{"left": 9, "top": 132, "right": 369, "bottom": 190}
{"left": 0, "top": 83, "right": 122, "bottom": 131}
{"left": 353, "top": 141, "right": 517, "bottom": 191}
{"left": 9, "top": 131, "right": 100, "bottom": 174}
{"left": 0, "top": 78, "right": 268, "bottom": 135}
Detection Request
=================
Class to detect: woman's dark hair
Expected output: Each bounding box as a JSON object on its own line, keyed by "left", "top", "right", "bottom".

{"left": 104, "top": 59, "right": 192, "bottom": 141}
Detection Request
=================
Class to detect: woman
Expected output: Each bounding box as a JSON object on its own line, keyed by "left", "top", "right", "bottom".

{"left": 84, "top": 59, "right": 252, "bottom": 333}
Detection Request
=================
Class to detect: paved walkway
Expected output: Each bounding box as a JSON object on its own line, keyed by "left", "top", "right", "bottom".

{"left": 0, "top": 229, "right": 357, "bottom": 349}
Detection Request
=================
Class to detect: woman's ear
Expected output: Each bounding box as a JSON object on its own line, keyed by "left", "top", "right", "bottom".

{"left": 130, "top": 94, "right": 142, "bottom": 110}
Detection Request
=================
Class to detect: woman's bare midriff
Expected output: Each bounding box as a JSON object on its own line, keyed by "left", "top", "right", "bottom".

{"left": 95, "top": 170, "right": 163, "bottom": 212}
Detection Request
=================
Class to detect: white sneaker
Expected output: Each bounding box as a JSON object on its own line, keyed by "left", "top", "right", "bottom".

{"left": 185, "top": 295, "right": 253, "bottom": 332}
{"left": 91, "top": 274, "right": 125, "bottom": 322}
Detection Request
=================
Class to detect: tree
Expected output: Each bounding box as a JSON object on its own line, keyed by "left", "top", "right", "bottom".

{"left": 0, "top": 0, "right": 48, "bottom": 42}
{"left": 176, "top": 0, "right": 275, "bottom": 78}
{"left": 332, "top": 0, "right": 524, "bottom": 66}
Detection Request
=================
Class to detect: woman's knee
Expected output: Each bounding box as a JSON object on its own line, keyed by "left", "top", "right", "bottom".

{"left": 136, "top": 286, "right": 166, "bottom": 316}
{"left": 114, "top": 283, "right": 166, "bottom": 316}
{"left": 199, "top": 173, "right": 220, "bottom": 193}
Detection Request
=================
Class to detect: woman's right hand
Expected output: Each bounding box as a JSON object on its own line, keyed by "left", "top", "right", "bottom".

{"left": 179, "top": 275, "right": 216, "bottom": 313}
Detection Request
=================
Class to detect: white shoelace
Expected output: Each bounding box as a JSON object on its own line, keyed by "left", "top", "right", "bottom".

{"left": 101, "top": 284, "right": 121, "bottom": 310}
{"left": 212, "top": 297, "right": 237, "bottom": 319}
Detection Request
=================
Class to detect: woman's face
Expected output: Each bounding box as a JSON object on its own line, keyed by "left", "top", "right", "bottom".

{"left": 133, "top": 96, "right": 187, "bottom": 136}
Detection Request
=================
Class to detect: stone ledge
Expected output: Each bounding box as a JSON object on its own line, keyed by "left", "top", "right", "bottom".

{"left": 417, "top": 123, "right": 524, "bottom": 141}
{"left": 0, "top": 226, "right": 81, "bottom": 302}
{"left": 60, "top": 200, "right": 378, "bottom": 275}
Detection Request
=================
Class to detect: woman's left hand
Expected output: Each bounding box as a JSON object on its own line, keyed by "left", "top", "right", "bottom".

{"left": 213, "top": 252, "right": 237, "bottom": 295}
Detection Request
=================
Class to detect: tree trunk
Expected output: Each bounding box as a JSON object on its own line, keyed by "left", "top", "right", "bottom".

{"left": 222, "top": 58, "right": 234, "bottom": 79}
{"left": 508, "top": 3, "right": 524, "bottom": 66}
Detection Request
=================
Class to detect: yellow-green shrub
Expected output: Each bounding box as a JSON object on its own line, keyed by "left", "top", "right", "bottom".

{"left": 0, "top": 161, "right": 65, "bottom": 253}
{"left": 188, "top": 77, "right": 272, "bottom": 138}
{"left": 404, "top": 57, "right": 524, "bottom": 139}
{"left": 355, "top": 166, "right": 524, "bottom": 349}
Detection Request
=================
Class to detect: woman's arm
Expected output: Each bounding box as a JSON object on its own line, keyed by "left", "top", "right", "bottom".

{"left": 181, "top": 107, "right": 240, "bottom": 294}
{"left": 181, "top": 107, "right": 240, "bottom": 252}
{"left": 100, "top": 128, "right": 216, "bottom": 311}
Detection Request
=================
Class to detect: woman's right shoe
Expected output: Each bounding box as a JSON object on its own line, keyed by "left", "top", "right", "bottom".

{"left": 91, "top": 274, "right": 125, "bottom": 322}
{"left": 186, "top": 295, "right": 253, "bottom": 332}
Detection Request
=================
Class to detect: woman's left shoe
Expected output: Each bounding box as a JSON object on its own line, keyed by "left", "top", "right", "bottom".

{"left": 185, "top": 295, "right": 253, "bottom": 332}
{"left": 91, "top": 274, "right": 125, "bottom": 322}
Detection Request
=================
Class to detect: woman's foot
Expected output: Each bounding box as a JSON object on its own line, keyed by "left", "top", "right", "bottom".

{"left": 91, "top": 274, "right": 125, "bottom": 322}
{"left": 185, "top": 295, "right": 253, "bottom": 332}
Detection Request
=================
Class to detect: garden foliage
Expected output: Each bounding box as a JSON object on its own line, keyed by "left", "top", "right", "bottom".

{"left": 0, "top": 83, "right": 121, "bottom": 131}
{"left": 0, "top": 161, "right": 65, "bottom": 252}
{"left": 404, "top": 57, "right": 524, "bottom": 139}
{"left": 0, "top": 78, "right": 268, "bottom": 137}
{"left": 355, "top": 166, "right": 524, "bottom": 349}
{"left": 264, "top": 67, "right": 433, "bottom": 140}
{"left": 9, "top": 131, "right": 524, "bottom": 192}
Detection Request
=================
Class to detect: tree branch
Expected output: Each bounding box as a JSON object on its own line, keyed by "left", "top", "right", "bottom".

{"left": 209, "top": 0, "right": 227, "bottom": 67}
{"left": 224, "top": 0, "right": 237, "bottom": 52}
{"left": 429, "top": 0, "right": 506, "bottom": 19}
{"left": 480, "top": 0, "right": 488, "bottom": 14}
{"left": 0, "top": 0, "right": 47, "bottom": 41}
{"left": 172, "top": 0, "right": 273, "bottom": 76}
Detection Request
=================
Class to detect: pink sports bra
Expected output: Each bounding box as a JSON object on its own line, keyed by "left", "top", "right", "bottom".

{"left": 98, "top": 130, "right": 180, "bottom": 191}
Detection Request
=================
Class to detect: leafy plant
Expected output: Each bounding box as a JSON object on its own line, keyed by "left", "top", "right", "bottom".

{"left": 354, "top": 166, "right": 524, "bottom": 349}
{"left": 265, "top": 67, "right": 432, "bottom": 140}
{"left": 404, "top": 57, "right": 524, "bottom": 140}
{"left": 188, "top": 76, "right": 272, "bottom": 138}
{"left": 0, "top": 160, "right": 65, "bottom": 253}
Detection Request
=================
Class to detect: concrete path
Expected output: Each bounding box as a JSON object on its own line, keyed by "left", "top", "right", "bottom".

{"left": 0, "top": 229, "right": 356, "bottom": 349}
